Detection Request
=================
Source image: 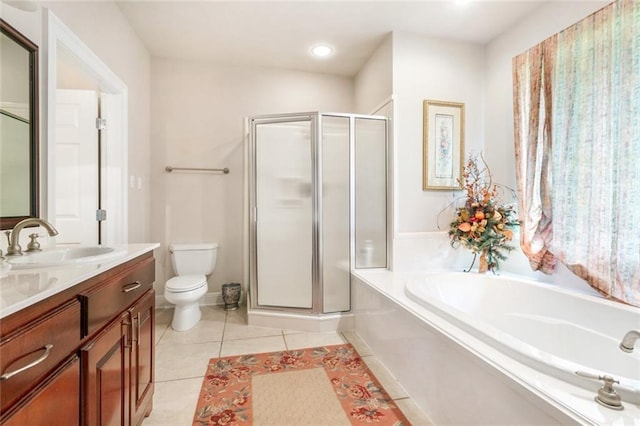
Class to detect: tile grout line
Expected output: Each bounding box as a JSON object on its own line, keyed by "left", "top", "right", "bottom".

{"left": 155, "top": 374, "right": 207, "bottom": 384}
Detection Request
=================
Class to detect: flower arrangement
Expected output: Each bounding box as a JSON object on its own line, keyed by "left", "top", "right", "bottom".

{"left": 448, "top": 155, "right": 520, "bottom": 273}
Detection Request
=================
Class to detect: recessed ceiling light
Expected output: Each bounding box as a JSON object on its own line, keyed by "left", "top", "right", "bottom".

{"left": 311, "top": 44, "right": 333, "bottom": 58}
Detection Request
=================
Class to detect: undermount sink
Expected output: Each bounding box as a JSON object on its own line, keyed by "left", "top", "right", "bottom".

{"left": 6, "top": 246, "right": 127, "bottom": 269}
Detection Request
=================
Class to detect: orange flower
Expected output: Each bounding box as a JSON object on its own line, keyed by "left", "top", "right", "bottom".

{"left": 500, "top": 229, "right": 514, "bottom": 240}
{"left": 474, "top": 210, "right": 485, "bottom": 220}
{"left": 458, "top": 222, "right": 472, "bottom": 232}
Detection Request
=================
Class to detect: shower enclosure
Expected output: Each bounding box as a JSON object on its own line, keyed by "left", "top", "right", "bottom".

{"left": 248, "top": 112, "right": 388, "bottom": 315}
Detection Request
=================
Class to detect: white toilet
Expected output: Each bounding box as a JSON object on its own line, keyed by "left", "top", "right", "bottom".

{"left": 164, "top": 243, "right": 218, "bottom": 331}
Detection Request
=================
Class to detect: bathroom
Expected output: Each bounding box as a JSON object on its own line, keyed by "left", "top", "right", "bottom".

{"left": 1, "top": 0, "right": 638, "bottom": 424}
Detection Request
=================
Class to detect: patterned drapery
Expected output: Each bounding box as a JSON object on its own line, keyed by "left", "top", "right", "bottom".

{"left": 513, "top": 0, "right": 640, "bottom": 306}
{"left": 513, "top": 40, "right": 557, "bottom": 274}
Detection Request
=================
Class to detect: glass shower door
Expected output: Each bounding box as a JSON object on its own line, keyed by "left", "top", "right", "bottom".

{"left": 321, "top": 115, "right": 351, "bottom": 313}
{"left": 355, "top": 117, "right": 387, "bottom": 268}
{"left": 254, "top": 118, "right": 313, "bottom": 309}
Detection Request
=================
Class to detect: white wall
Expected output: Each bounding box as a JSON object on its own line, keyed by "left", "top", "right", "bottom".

{"left": 381, "top": 2, "right": 606, "bottom": 236}
{"left": 0, "top": 2, "right": 151, "bottom": 243}
{"left": 150, "top": 58, "right": 354, "bottom": 299}
{"left": 354, "top": 34, "right": 393, "bottom": 115}
{"left": 392, "top": 32, "right": 485, "bottom": 233}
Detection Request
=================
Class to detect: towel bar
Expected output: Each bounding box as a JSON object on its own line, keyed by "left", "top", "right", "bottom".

{"left": 165, "top": 166, "right": 229, "bottom": 174}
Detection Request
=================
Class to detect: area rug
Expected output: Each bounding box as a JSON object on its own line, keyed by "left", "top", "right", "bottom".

{"left": 192, "top": 343, "right": 410, "bottom": 425}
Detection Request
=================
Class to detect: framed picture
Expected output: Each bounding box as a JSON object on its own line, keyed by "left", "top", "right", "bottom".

{"left": 423, "top": 100, "right": 465, "bottom": 190}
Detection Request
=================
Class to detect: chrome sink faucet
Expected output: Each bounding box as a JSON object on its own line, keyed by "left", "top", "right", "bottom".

{"left": 5, "top": 218, "right": 59, "bottom": 256}
{"left": 619, "top": 330, "right": 640, "bottom": 353}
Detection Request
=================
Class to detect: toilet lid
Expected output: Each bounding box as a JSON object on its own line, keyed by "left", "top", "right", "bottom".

{"left": 166, "top": 275, "right": 207, "bottom": 292}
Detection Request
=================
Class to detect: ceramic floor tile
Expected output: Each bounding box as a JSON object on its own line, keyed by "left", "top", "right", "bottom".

{"left": 340, "top": 330, "right": 373, "bottom": 356}
{"left": 155, "top": 322, "right": 170, "bottom": 345}
{"left": 200, "top": 304, "right": 228, "bottom": 320}
{"left": 154, "top": 308, "right": 172, "bottom": 345}
{"left": 223, "top": 319, "right": 283, "bottom": 340}
{"left": 394, "top": 397, "right": 436, "bottom": 426}
{"left": 284, "top": 331, "right": 346, "bottom": 350}
{"left": 362, "top": 355, "right": 409, "bottom": 400}
{"left": 158, "top": 311, "right": 225, "bottom": 345}
{"left": 220, "top": 335, "right": 286, "bottom": 357}
{"left": 141, "top": 377, "right": 203, "bottom": 425}
{"left": 224, "top": 306, "right": 249, "bottom": 325}
{"left": 155, "top": 341, "right": 221, "bottom": 382}
{"left": 155, "top": 307, "right": 173, "bottom": 325}
{"left": 281, "top": 328, "right": 305, "bottom": 335}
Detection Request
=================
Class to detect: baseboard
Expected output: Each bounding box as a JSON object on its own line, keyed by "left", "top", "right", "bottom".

{"left": 155, "top": 291, "right": 245, "bottom": 310}
{"left": 248, "top": 309, "right": 354, "bottom": 333}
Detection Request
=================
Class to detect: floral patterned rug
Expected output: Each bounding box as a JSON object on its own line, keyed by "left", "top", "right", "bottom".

{"left": 193, "top": 343, "right": 410, "bottom": 425}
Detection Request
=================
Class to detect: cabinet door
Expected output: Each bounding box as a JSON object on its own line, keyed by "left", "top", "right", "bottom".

{"left": 130, "top": 290, "right": 155, "bottom": 426}
{"left": 2, "top": 356, "right": 80, "bottom": 425}
{"left": 81, "top": 312, "right": 131, "bottom": 426}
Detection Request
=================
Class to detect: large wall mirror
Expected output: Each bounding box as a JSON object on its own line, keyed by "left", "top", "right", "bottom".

{"left": 0, "top": 19, "right": 39, "bottom": 229}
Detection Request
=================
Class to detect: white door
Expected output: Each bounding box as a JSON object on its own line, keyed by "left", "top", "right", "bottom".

{"left": 55, "top": 89, "right": 99, "bottom": 245}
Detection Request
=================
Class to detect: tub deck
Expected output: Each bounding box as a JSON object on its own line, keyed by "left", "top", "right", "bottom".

{"left": 352, "top": 269, "right": 640, "bottom": 425}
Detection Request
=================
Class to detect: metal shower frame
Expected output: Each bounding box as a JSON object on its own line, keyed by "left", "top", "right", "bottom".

{"left": 248, "top": 112, "right": 389, "bottom": 315}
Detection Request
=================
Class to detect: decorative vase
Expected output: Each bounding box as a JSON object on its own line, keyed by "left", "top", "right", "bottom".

{"left": 222, "top": 283, "right": 241, "bottom": 310}
{"left": 478, "top": 249, "right": 489, "bottom": 273}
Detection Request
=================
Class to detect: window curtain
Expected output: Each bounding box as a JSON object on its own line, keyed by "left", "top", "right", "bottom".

{"left": 512, "top": 39, "right": 557, "bottom": 274}
{"left": 513, "top": 0, "right": 640, "bottom": 306}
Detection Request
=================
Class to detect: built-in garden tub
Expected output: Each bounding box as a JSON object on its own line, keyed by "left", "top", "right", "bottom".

{"left": 352, "top": 269, "right": 640, "bottom": 425}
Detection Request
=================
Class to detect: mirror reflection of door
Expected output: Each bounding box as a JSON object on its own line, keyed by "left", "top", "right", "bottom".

{"left": 54, "top": 89, "right": 99, "bottom": 245}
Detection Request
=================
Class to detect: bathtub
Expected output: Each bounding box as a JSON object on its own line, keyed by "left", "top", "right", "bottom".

{"left": 405, "top": 272, "right": 640, "bottom": 404}
{"left": 352, "top": 268, "right": 640, "bottom": 424}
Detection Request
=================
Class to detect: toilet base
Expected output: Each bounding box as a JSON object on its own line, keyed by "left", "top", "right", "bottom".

{"left": 164, "top": 278, "right": 208, "bottom": 332}
{"left": 171, "top": 303, "right": 202, "bottom": 331}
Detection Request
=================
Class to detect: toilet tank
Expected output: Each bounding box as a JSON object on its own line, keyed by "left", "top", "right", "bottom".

{"left": 169, "top": 243, "right": 218, "bottom": 276}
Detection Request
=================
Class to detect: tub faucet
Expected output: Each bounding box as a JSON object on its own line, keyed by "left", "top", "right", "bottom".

{"left": 5, "top": 218, "right": 59, "bottom": 256}
{"left": 619, "top": 330, "right": 640, "bottom": 353}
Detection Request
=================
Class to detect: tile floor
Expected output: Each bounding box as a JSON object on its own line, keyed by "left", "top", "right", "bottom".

{"left": 143, "top": 304, "right": 434, "bottom": 425}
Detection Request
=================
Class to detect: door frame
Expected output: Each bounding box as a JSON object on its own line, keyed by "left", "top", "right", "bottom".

{"left": 45, "top": 10, "right": 128, "bottom": 244}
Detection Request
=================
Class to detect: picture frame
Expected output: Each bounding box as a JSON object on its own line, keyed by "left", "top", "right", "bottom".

{"left": 423, "top": 100, "right": 465, "bottom": 190}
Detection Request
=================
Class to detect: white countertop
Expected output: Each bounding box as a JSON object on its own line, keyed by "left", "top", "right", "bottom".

{"left": 0, "top": 243, "right": 159, "bottom": 320}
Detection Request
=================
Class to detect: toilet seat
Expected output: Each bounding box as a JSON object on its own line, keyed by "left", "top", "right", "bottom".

{"left": 166, "top": 275, "right": 207, "bottom": 292}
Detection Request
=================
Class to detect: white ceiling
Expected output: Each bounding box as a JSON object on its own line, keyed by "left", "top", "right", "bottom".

{"left": 116, "top": 0, "right": 548, "bottom": 77}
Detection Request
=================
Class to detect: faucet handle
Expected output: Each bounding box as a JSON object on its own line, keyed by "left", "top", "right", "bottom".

{"left": 26, "top": 233, "right": 41, "bottom": 252}
{"left": 4, "top": 230, "right": 10, "bottom": 245}
{"left": 575, "top": 371, "right": 623, "bottom": 410}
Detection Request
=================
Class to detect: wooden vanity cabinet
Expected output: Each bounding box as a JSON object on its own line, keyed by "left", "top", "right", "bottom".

{"left": 0, "top": 252, "right": 156, "bottom": 426}
{"left": 82, "top": 311, "right": 132, "bottom": 426}
{"left": 0, "top": 299, "right": 82, "bottom": 413}
{"left": 2, "top": 356, "right": 81, "bottom": 426}
{"left": 129, "top": 290, "right": 155, "bottom": 426}
{"left": 82, "top": 289, "right": 155, "bottom": 426}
